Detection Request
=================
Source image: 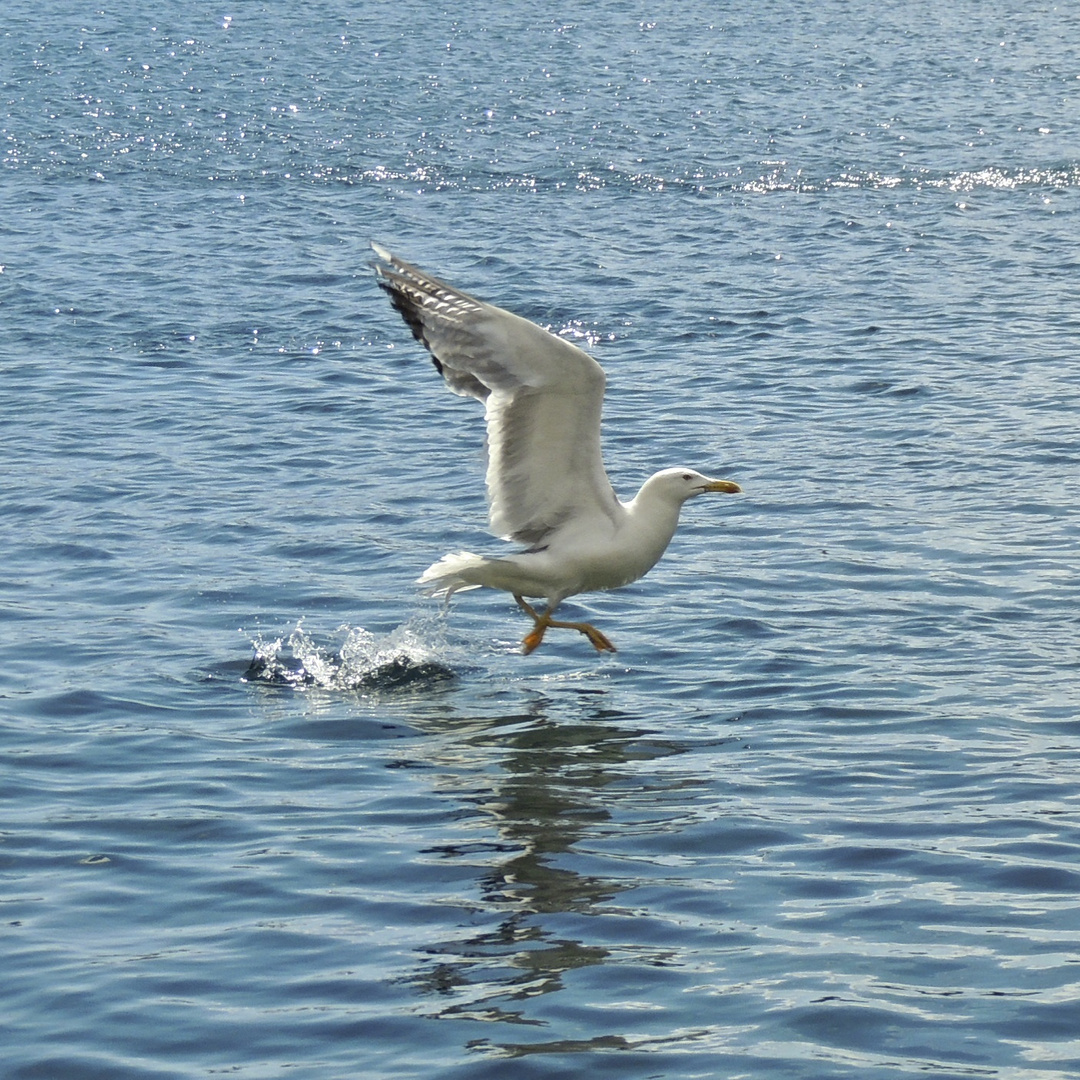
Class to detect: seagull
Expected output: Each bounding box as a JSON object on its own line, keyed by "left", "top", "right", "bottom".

{"left": 370, "top": 243, "right": 741, "bottom": 655}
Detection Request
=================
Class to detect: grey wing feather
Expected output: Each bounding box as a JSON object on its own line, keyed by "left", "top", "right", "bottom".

{"left": 371, "top": 243, "right": 621, "bottom": 544}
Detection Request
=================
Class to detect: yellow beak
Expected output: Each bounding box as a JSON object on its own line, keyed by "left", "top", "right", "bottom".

{"left": 704, "top": 479, "right": 742, "bottom": 494}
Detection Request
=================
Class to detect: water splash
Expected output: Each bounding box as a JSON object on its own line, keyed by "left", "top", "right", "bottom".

{"left": 244, "top": 619, "right": 456, "bottom": 692}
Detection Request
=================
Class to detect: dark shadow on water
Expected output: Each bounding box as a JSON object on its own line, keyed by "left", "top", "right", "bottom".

{"left": 400, "top": 692, "right": 698, "bottom": 1043}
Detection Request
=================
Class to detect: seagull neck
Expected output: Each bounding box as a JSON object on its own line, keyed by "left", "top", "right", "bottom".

{"left": 625, "top": 483, "right": 684, "bottom": 547}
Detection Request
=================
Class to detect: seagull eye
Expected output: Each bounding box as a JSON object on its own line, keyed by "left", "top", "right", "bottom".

{"left": 682, "top": 473, "right": 692, "bottom": 481}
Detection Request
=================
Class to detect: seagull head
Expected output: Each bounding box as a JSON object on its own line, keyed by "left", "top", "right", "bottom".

{"left": 647, "top": 468, "right": 742, "bottom": 504}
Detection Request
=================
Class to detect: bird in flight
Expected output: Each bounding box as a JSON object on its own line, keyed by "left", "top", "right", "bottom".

{"left": 371, "top": 243, "right": 741, "bottom": 654}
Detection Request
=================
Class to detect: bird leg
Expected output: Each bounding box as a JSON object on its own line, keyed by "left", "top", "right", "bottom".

{"left": 514, "top": 595, "right": 551, "bottom": 653}
{"left": 514, "top": 595, "right": 618, "bottom": 655}
{"left": 550, "top": 617, "right": 617, "bottom": 654}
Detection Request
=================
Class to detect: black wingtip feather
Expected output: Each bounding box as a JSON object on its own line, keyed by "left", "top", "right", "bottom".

{"left": 378, "top": 280, "right": 430, "bottom": 348}
{"left": 372, "top": 246, "right": 484, "bottom": 394}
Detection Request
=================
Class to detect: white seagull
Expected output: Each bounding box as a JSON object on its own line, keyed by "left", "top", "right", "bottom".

{"left": 371, "top": 243, "right": 741, "bottom": 655}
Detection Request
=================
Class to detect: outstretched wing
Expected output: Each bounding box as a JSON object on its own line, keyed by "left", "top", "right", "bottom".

{"left": 371, "top": 243, "right": 621, "bottom": 545}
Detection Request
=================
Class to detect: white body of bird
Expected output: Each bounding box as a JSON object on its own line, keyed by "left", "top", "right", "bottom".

{"left": 419, "top": 468, "right": 722, "bottom": 605}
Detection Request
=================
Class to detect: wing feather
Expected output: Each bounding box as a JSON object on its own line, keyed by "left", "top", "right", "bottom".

{"left": 371, "top": 244, "right": 621, "bottom": 544}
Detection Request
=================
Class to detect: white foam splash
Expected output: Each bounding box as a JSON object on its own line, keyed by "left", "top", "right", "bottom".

{"left": 245, "top": 617, "right": 456, "bottom": 692}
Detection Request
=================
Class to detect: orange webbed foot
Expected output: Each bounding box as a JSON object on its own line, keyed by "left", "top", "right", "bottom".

{"left": 581, "top": 624, "right": 617, "bottom": 653}
{"left": 548, "top": 616, "right": 617, "bottom": 654}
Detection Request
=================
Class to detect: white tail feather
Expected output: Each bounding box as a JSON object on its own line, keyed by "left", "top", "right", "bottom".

{"left": 417, "top": 551, "right": 489, "bottom": 599}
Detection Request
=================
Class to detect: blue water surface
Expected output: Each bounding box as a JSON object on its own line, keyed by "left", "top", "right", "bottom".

{"left": 3, "top": 1, "right": 1080, "bottom": 1077}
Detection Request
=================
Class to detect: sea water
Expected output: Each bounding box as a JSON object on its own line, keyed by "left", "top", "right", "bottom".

{"left": 2, "top": 2, "right": 1080, "bottom": 1077}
